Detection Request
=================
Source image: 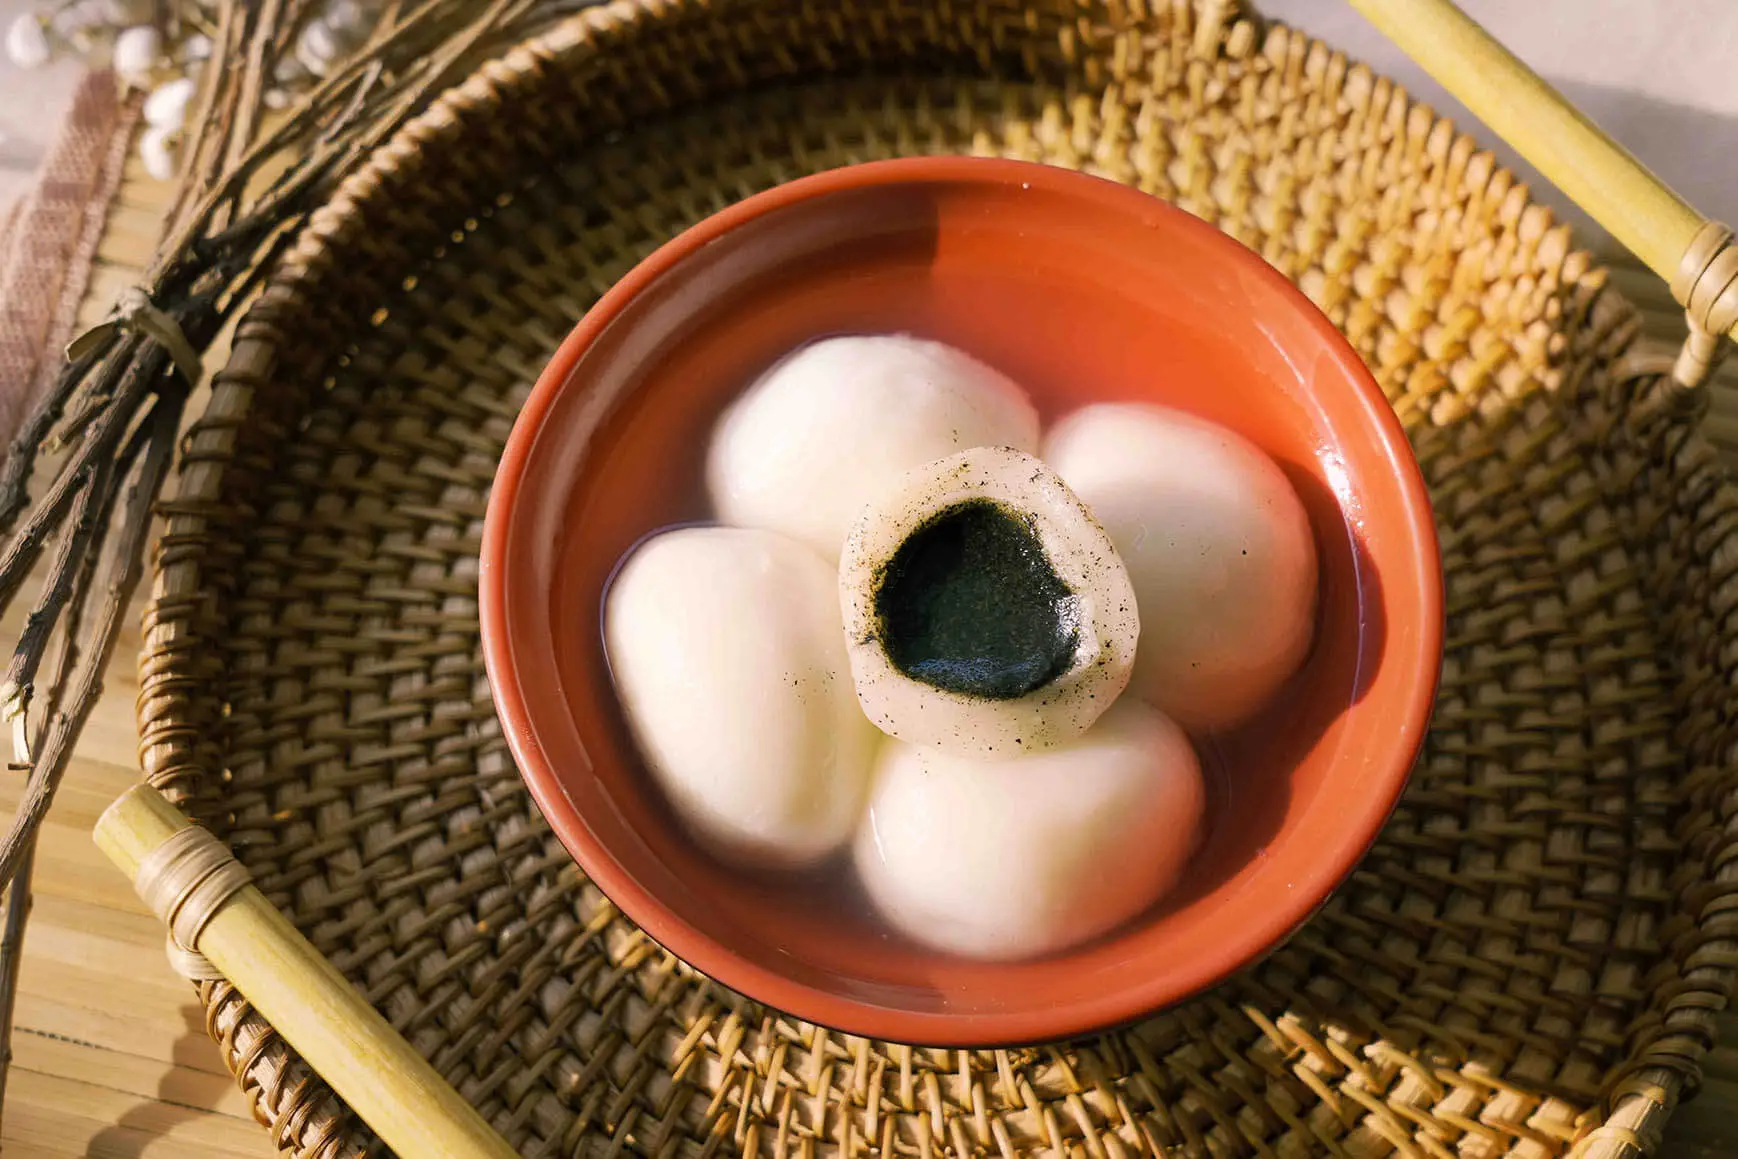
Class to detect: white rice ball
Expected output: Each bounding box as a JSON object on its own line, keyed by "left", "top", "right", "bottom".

{"left": 853, "top": 700, "right": 1204, "bottom": 960}
{"left": 604, "top": 526, "right": 879, "bottom": 867}
{"left": 707, "top": 336, "right": 1039, "bottom": 562}
{"left": 1043, "top": 403, "right": 1317, "bottom": 733}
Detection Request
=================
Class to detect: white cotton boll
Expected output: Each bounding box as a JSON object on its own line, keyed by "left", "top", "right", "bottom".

{"left": 47, "top": 3, "right": 85, "bottom": 37}
{"left": 321, "top": 0, "right": 369, "bottom": 37}
{"left": 707, "top": 336, "right": 1040, "bottom": 562}
{"left": 262, "top": 87, "right": 291, "bottom": 110}
{"left": 138, "top": 123, "right": 177, "bottom": 181}
{"left": 50, "top": 0, "right": 122, "bottom": 38}
{"left": 854, "top": 700, "right": 1205, "bottom": 960}
{"left": 1043, "top": 403, "right": 1318, "bottom": 734}
{"left": 294, "top": 48, "right": 329, "bottom": 78}
{"left": 5, "top": 14, "right": 51, "bottom": 69}
{"left": 273, "top": 55, "right": 307, "bottom": 85}
{"left": 110, "top": 24, "right": 159, "bottom": 80}
{"left": 143, "top": 77, "right": 195, "bottom": 129}
{"left": 181, "top": 33, "right": 212, "bottom": 62}
{"left": 604, "top": 526, "right": 879, "bottom": 868}
{"left": 295, "top": 19, "right": 339, "bottom": 74}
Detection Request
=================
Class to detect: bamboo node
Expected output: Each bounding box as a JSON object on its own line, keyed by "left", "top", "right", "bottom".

{"left": 132, "top": 823, "right": 250, "bottom": 981}
{"left": 1671, "top": 221, "right": 1738, "bottom": 389}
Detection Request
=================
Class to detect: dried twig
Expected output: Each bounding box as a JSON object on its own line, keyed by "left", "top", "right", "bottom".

{"left": 0, "top": 846, "right": 34, "bottom": 1116}
{"left": 0, "top": 0, "right": 595, "bottom": 1129}
{"left": 0, "top": 449, "right": 105, "bottom": 1112}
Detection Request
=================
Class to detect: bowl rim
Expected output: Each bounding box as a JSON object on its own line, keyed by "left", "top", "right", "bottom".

{"left": 479, "top": 154, "right": 1445, "bottom": 1046}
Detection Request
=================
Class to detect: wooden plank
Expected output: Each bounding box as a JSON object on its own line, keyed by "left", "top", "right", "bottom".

{"left": 4, "top": 1068, "right": 265, "bottom": 1158}
{"left": 97, "top": 200, "right": 180, "bottom": 269}
{"left": 12, "top": 1031, "right": 256, "bottom": 1122}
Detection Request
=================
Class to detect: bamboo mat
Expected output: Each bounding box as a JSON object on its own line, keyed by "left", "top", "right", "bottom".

{"left": 3, "top": 144, "right": 1735, "bottom": 1159}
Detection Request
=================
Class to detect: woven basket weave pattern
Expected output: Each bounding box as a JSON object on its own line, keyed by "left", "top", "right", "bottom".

{"left": 134, "top": 3, "right": 1738, "bottom": 1156}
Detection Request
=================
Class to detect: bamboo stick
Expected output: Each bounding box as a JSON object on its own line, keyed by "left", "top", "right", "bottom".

{"left": 1345, "top": 0, "right": 1738, "bottom": 343}
{"left": 92, "top": 785, "right": 516, "bottom": 1159}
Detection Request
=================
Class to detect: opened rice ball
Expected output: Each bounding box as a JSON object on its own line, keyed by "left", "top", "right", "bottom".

{"left": 1043, "top": 403, "right": 1317, "bottom": 733}
{"left": 707, "top": 336, "right": 1040, "bottom": 561}
{"left": 853, "top": 700, "right": 1204, "bottom": 960}
{"left": 839, "top": 446, "right": 1138, "bottom": 758}
{"left": 604, "top": 526, "right": 879, "bottom": 867}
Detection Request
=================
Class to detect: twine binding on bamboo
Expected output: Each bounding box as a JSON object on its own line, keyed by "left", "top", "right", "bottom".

{"left": 132, "top": 821, "right": 250, "bottom": 982}
{"left": 1671, "top": 221, "right": 1738, "bottom": 388}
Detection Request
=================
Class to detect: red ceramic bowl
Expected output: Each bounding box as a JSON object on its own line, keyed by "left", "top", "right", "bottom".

{"left": 480, "top": 157, "right": 1443, "bottom": 1046}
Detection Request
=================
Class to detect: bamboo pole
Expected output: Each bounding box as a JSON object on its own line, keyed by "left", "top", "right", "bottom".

{"left": 93, "top": 784, "right": 516, "bottom": 1159}
{"left": 1345, "top": 0, "right": 1738, "bottom": 343}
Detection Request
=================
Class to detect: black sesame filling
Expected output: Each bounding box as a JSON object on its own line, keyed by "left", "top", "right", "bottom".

{"left": 873, "top": 498, "right": 1079, "bottom": 700}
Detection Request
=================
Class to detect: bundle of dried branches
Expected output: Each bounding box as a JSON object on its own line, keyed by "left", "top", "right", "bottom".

{"left": 0, "top": 0, "right": 590, "bottom": 1117}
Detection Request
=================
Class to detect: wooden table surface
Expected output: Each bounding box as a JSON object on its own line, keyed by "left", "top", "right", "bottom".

{"left": 2, "top": 141, "right": 1736, "bottom": 1159}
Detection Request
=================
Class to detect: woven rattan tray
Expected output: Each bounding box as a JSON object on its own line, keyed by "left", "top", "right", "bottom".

{"left": 135, "top": 2, "right": 1738, "bottom": 1155}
